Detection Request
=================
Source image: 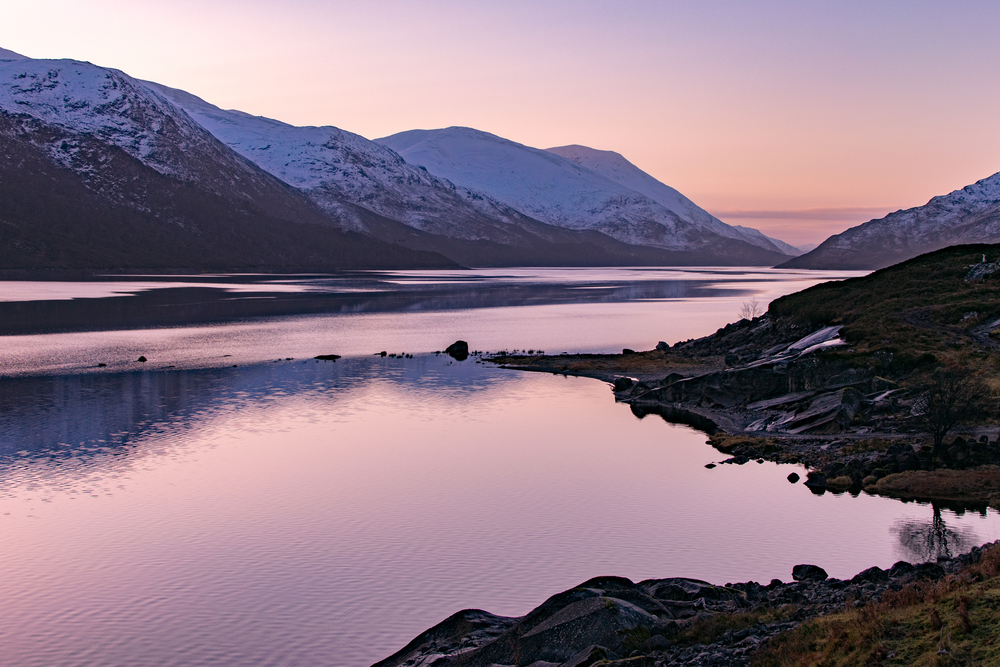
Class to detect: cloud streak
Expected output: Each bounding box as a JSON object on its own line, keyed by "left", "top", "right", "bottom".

{"left": 710, "top": 207, "right": 897, "bottom": 222}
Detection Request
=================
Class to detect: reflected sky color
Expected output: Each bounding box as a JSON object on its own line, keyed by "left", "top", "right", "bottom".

{"left": 2, "top": 357, "right": 998, "bottom": 667}
{"left": 4, "top": 2, "right": 999, "bottom": 245}
{"left": 0, "top": 268, "right": 862, "bottom": 375}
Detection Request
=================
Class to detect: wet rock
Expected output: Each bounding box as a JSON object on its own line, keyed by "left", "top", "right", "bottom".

{"left": 804, "top": 471, "right": 827, "bottom": 488}
{"left": 613, "top": 377, "right": 635, "bottom": 392}
{"left": 643, "top": 578, "right": 742, "bottom": 603}
{"left": 705, "top": 463, "right": 716, "bottom": 469}
{"left": 786, "top": 472, "right": 800, "bottom": 483}
{"left": 314, "top": 354, "right": 341, "bottom": 361}
{"left": 850, "top": 566, "right": 888, "bottom": 584}
{"left": 792, "top": 564, "right": 828, "bottom": 582}
{"left": 137, "top": 356, "right": 147, "bottom": 362}
{"left": 445, "top": 340, "right": 469, "bottom": 361}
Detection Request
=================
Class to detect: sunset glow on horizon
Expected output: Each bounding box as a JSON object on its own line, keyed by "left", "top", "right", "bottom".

{"left": 4, "top": 0, "right": 998, "bottom": 246}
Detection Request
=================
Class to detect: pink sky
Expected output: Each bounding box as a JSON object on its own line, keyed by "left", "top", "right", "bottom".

{"left": 3, "top": 1, "right": 998, "bottom": 246}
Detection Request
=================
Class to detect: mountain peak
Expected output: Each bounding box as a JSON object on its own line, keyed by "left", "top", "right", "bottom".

{"left": 780, "top": 170, "right": 1000, "bottom": 270}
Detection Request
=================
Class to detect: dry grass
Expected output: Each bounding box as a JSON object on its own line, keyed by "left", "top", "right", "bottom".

{"left": 870, "top": 467, "right": 1000, "bottom": 506}
{"left": 752, "top": 545, "right": 1000, "bottom": 666}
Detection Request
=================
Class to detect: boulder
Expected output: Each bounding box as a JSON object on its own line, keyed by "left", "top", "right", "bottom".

{"left": 445, "top": 340, "right": 469, "bottom": 361}
{"left": 505, "top": 596, "right": 661, "bottom": 665}
{"left": 787, "top": 472, "right": 800, "bottom": 484}
{"left": 772, "top": 388, "right": 865, "bottom": 435}
{"left": 655, "top": 341, "right": 669, "bottom": 352}
{"left": 792, "top": 564, "right": 828, "bottom": 582}
{"left": 137, "top": 356, "right": 147, "bottom": 362}
{"left": 850, "top": 566, "right": 888, "bottom": 584}
{"left": 562, "top": 645, "right": 613, "bottom": 667}
{"left": 613, "top": 377, "right": 634, "bottom": 392}
{"left": 642, "top": 578, "right": 741, "bottom": 603}
{"left": 804, "top": 471, "right": 827, "bottom": 488}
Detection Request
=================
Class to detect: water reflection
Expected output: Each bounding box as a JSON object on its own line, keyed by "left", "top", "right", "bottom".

{"left": 0, "top": 356, "right": 511, "bottom": 494}
{"left": 1, "top": 359, "right": 999, "bottom": 667}
{"left": 892, "top": 504, "right": 984, "bottom": 562}
{"left": 0, "top": 267, "right": 861, "bottom": 336}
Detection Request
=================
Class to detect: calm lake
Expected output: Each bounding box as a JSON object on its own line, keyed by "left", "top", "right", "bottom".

{"left": 1, "top": 268, "right": 998, "bottom": 667}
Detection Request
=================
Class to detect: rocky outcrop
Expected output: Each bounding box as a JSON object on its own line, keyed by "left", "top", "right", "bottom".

{"left": 374, "top": 543, "right": 1000, "bottom": 667}
{"left": 617, "top": 321, "right": 883, "bottom": 436}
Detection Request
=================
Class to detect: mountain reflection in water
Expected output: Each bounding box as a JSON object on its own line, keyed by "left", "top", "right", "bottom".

{"left": 1, "top": 357, "right": 1000, "bottom": 667}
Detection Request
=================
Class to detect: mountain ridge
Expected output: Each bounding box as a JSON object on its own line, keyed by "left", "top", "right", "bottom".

{"left": 0, "top": 49, "right": 797, "bottom": 270}
{"left": 780, "top": 172, "right": 1000, "bottom": 270}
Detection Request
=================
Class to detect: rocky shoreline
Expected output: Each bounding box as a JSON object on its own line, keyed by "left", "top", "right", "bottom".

{"left": 382, "top": 249, "right": 1000, "bottom": 665}
{"left": 485, "top": 309, "right": 1000, "bottom": 509}
{"left": 374, "top": 542, "right": 1000, "bottom": 667}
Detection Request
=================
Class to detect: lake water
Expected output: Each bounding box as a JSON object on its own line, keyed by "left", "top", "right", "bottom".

{"left": 1, "top": 268, "right": 998, "bottom": 667}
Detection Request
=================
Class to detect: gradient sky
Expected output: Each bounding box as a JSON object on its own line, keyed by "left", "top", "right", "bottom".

{"left": 4, "top": 1, "right": 999, "bottom": 246}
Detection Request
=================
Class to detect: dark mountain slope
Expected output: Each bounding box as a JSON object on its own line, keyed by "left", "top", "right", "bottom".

{"left": 0, "top": 112, "right": 451, "bottom": 271}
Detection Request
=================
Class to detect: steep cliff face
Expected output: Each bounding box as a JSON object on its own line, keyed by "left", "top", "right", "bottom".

{"left": 780, "top": 173, "right": 1000, "bottom": 270}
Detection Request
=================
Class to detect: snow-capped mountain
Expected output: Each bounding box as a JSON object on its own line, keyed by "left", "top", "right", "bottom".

{"left": 142, "top": 82, "right": 558, "bottom": 241}
{"left": 145, "top": 87, "right": 790, "bottom": 265}
{"left": 780, "top": 172, "right": 1000, "bottom": 270}
{"left": 376, "top": 127, "right": 792, "bottom": 260}
{"left": 0, "top": 48, "right": 794, "bottom": 270}
{"left": 0, "top": 55, "right": 448, "bottom": 270}
{"left": 544, "top": 144, "right": 799, "bottom": 255}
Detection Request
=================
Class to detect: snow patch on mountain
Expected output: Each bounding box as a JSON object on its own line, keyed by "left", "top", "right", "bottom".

{"left": 0, "top": 47, "right": 26, "bottom": 60}
{"left": 782, "top": 171, "right": 1000, "bottom": 269}
{"left": 142, "top": 82, "right": 544, "bottom": 239}
{"left": 377, "top": 127, "right": 713, "bottom": 250}
{"left": 545, "top": 144, "right": 796, "bottom": 255}
{"left": 0, "top": 57, "right": 255, "bottom": 185}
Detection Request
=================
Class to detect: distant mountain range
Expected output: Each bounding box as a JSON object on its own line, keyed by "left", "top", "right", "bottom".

{"left": 780, "top": 173, "right": 1000, "bottom": 270}
{"left": 0, "top": 48, "right": 796, "bottom": 271}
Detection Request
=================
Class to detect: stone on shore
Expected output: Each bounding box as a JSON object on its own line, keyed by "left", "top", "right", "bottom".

{"left": 445, "top": 340, "right": 469, "bottom": 361}
{"left": 792, "top": 564, "right": 828, "bottom": 582}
